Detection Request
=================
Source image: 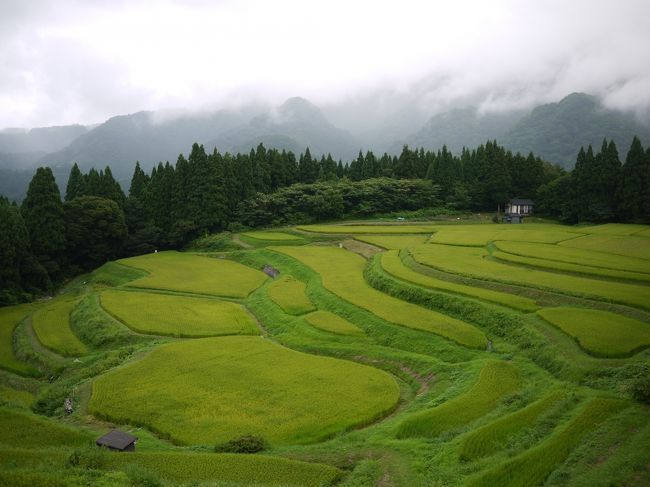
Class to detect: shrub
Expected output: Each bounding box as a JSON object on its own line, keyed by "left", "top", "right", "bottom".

{"left": 630, "top": 375, "right": 650, "bottom": 404}
{"left": 214, "top": 435, "right": 268, "bottom": 454}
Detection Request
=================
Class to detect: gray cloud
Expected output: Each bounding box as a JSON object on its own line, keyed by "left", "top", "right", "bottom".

{"left": 1, "top": 0, "right": 649, "bottom": 129}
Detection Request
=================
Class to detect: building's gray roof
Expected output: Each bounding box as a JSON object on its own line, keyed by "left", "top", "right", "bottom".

{"left": 509, "top": 198, "right": 534, "bottom": 205}
{"left": 96, "top": 430, "right": 137, "bottom": 450}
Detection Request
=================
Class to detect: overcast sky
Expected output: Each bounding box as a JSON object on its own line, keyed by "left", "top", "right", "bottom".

{"left": 1, "top": 0, "right": 649, "bottom": 128}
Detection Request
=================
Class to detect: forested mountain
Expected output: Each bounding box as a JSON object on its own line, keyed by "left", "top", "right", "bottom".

{"left": 399, "top": 93, "right": 649, "bottom": 169}
{"left": 207, "top": 97, "right": 359, "bottom": 161}
{"left": 2, "top": 93, "right": 648, "bottom": 201}
{"left": 39, "top": 108, "right": 256, "bottom": 185}
{"left": 501, "top": 93, "right": 650, "bottom": 168}
{"left": 0, "top": 124, "right": 88, "bottom": 155}
{"left": 399, "top": 108, "right": 524, "bottom": 154}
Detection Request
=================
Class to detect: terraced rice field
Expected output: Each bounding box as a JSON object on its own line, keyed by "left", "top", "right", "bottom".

{"left": 492, "top": 249, "right": 650, "bottom": 282}
{"left": 267, "top": 276, "right": 315, "bottom": 315}
{"left": 466, "top": 398, "right": 627, "bottom": 487}
{"left": 410, "top": 244, "right": 650, "bottom": 310}
{"left": 538, "top": 307, "right": 650, "bottom": 357}
{"left": 100, "top": 290, "right": 259, "bottom": 337}
{"left": 241, "top": 231, "right": 304, "bottom": 241}
{"left": 304, "top": 310, "right": 365, "bottom": 336}
{"left": 297, "top": 224, "right": 439, "bottom": 234}
{"left": 89, "top": 336, "right": 399, "bottom": 445}
{"left": 0, "top": 304, "right": 37, "bottom": 375}
{"left": 493, "top": 240, "right": 650, "bottom": 275}
{"left": 354, "top": 234, "right": 430, "bottom": 249}
{"left": 381, "top": 250, "right": 539, "bottom": 311}
{"left": 273, "top": 245, "right": 487, "bottom": 348}
{"left": 118, "top": 251, "right": 268, "bottom": 297}
{"left": 31, "top": 299, "right": 87, "bottom": 356}
{"left": 428, "top": 224, "right": 583, "bottom": 246}
{"left": 2, "top": 222, "right": 649, "bottom": 486}
{"left": 397, "top": 361, "right": 520, "bottom": 438}
{"left": 560, "top": 234, "right": 650, "bottom": 260}
{"left": 459, "top": 390, "right": 566, "bottom": 461}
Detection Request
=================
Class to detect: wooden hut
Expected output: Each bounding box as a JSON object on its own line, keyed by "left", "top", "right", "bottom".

{"left": 503, "top": 198, "right": 534, "bottom": 224}
{"left": 96, "top": 430, "right": 137, "bottom": 452}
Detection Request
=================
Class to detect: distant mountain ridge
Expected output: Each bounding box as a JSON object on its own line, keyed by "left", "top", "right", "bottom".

{"left": 403, "top": 93, "right": 650, "bottom": 168}
{"left": 1, "top": 93, "right": 648, "bottom": 201}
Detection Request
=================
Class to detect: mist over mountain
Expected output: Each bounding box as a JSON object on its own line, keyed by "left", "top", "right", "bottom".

{"left": 501, "top": 93, "right": 650, "bottom": 168}
{"left": 206, "top": 97, "right": 360, "bottom": 161}
{"left": 1, "top": 92, "right": 649, "bottom": 201}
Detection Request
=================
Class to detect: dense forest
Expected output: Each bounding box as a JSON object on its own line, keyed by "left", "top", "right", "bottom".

{"left": 1, "top": 137, "right": 649, "bottom": 305}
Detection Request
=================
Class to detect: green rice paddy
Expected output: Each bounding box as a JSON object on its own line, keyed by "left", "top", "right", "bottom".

{"left": 410, "top": 244, "right": 650, "bottom": 310}
{"left": 2, "top": 221, "right": 650, "bottom": 486}
{"left": 381, "top": 250, "right": 539, "bottom": 311}
{"left": 397, "top": 360, "right": 520, "bottom": 438}
{"left": 31, "top": 299, "right": 87, "bottom": 356}
{"left": 273, "top": 245, "right": 487, "bottom": 348}
{"left": 89, "top": 336, "right": 399, "bottom": 445}
{"left": 354, "top": 234, "right": 430, "bottom": 249}
{"left": 267, "top": 275, "right": 316, "bottom": 315}
{"left": 100, "top": 289, "right": 259, "bottom": 337}
{"left": 304, "top": 310, "right": 365, "bottom": 336}
{"left": 537, "top": 307, "right": 650, "bottom": 357}
{"left": 118, "top": 251, "right": 268, "bottom": 297}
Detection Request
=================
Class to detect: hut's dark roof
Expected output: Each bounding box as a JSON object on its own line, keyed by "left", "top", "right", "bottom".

{"left": 509, "top": 198, "right": 534, "bottom": 205}
{"left": 96, "top": 430, "right": 137, "bottom": 450}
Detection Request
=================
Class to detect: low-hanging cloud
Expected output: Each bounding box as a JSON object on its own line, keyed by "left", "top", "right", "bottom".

{"left": 1, "top": 0, "right": 649, "bottom": 129}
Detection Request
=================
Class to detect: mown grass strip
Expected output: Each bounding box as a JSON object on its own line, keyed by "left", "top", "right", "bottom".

{"left": 100, "top": 290, "right": 259, "bottom": 337}
{"left": 537, "top": 307, "right": 650, "bottom": 357}
{"left": 465, "top": 397, "right": 627, "bottom": 487}
{"left": 494, "top": 240, "right": 650, "bottom": 275}
{"left": 397, "top": 361, "right": 520, "bottom": 438}
{"left": 354, "top": 235, "right": 430, "bottom": 249}
{"left": 118, "top": 251, "right": 267, "bottom": 298}
{"left": 272, "top": 246, "right": 487, "bottom": 349}
{"left": 560, "top": 234, "right": 650, "bottom": 260}
{"left": 381, "top": 250, "right": 538, "bottom": 311}
{"left": 0, "top": 304, "right": 38, "bottom": 375}
{"left": 459, "top": 390, "right": 566, "bottom": 461}
{"left": 32, "top": 300, "right": 87, "bottom": 356}
{"left": 267, "top": 276, "right": 316, "bottom": 315}
{"left": 410, "top": 244, "right": 650, "bottom": 310}
{"left": 492, "top": 250, "right": 650, "bottom": 283}
{"left": 304, "top": 310, "right": 365, "bottom": 336}
{"left": 297, "top": 224, "right": 439, "bottom": 234}
{"left": 89, "top": 336, "right": 399, "bottom": 445}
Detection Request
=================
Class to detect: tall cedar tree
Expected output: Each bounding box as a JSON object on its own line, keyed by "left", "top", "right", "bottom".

{"left": 65, "top": 196, "right": 127, "bottom": 271}
{"left": 21, "top": 167, "right": 67, "bottom": 282}
{"left": 65, "top": 163, "right": 85, "bottom": 201}
{"left": 618, "top": 137, "right": 649, "bottom": 221}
